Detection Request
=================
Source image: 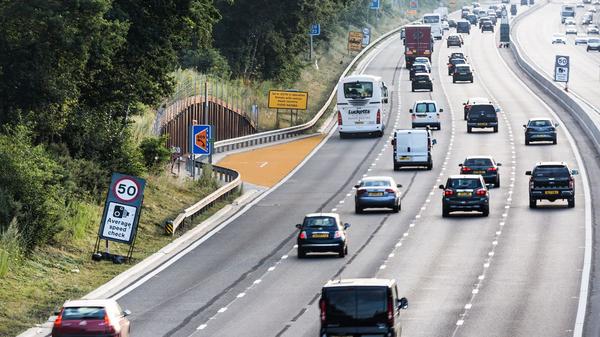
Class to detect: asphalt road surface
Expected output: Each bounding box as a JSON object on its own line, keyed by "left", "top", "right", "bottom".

{"left": 114, "top": 14, "right": 589, "bottom": 337}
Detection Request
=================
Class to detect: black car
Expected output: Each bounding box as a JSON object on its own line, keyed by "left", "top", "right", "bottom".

{"left": 410, "top": 63, "right": 429, "bottom": 81}
{"left": 478, "top": 16, "right": 490, "bottom": 28}
{"left": 447, "top": 34, "right": 463, "bottom": 47}
{"left": 439, "top": 175, "right": 490, "bottom": 217}
{"left": 466, "top": 14, "right": 478, "bottom": 25}
{"left": 457, "top": 20, "right": 471, "bottom": 33}
{"left": 411, "top": 73, "right": 433, "bottom": 92}
{"left": 526, "top": 162, "right": 578, "bottom": 208}
{"left": 459, "top": 156, "right": 502, "bottom": 187}
{"left": 481, "top": 20, "right": 494, "bottom": 32}
{"left": 524, "top": 118, "right": 558, "bottom": 145}
{"left": 319, "top": 278, "right": 408, "bottom": 337}
{"left": 448, "top": 58, "right": 466, "bottom": 75}
{"left": 296, "top": 213, "right": 350, "bottom": 258}
{"left": 448, "top": 19, "right": 457, "bottom": 27}
{"left": 448, "top": 52, "right": 467, "bottom": 61}
{"left": 452, "top": 64, "right": 474, "bottom": 83}
{"left": 467, "top": 103, "right": 499, "bottom": 133}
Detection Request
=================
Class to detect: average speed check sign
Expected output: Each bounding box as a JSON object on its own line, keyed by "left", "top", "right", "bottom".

{"left": 113, "top": 177, "right": 141, "bottom": 202}
{"left": 554, "top": 55, "right": 570, "bottom": 83}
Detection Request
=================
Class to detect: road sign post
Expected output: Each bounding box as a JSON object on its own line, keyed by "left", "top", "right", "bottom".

{"left": 309, "top": 23, "right": 320, "bottom": 60}
{"left": 93, "top": 173, "right": 146, "bottom": 263}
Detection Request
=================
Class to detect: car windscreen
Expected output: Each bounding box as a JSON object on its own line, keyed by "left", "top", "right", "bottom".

{"left": 464, "top": 158, "right": 493, "bottom": 166}
{"left": 423, "top": 15, "right": 440, "bottom": 23}
{"left": 470, "top": 104, "right": 495, "bottom": 114}
{"left": 415, "top": 103, "right": 437, "bottom": 112}
{"left": 62, "top": 307, "right": 106, "bottom": 320}
{"left": 448, "top": 178, "right": 482, "bottom": 189}
{"left": 533, "top": 166, "right": 570, "bottom": 178}
{"left": 344, "top": 82, "right": 373, "bottom": 99}
{"left": 303, "top": 216, "right": 336, "bottom": 228}
{"left": 415, "top": 75, "right": 429, "bottom": 81}
{"left": 451, "top": 58, "right": 466, "bottom": 65}
{"left": 413, "top": 65, "right": 427, "bottom": 72}
{"left": 450, "top": 53, "right": 464, "bottom": 59}
{"left": 324, "top": 287, "right": 388, "bottom": 326}
{"left": 528, "top": 120, "right": 552, "bottom": 127}
{"left": 456, "top": 66, "right": 470, "bottom": 73}
{"left": 363, "top": 180, "right": 391, "bottom": 187}
{"left": 589, "top": 38, "right": 600, "bottom": 43}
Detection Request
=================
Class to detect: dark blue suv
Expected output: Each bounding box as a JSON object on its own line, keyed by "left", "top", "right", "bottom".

{"left": 524, "top": 118, "right": 558, "bottom": 145}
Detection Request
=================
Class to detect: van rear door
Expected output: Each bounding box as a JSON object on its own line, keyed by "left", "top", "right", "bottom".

{"left": 323, "top": 287, "right": 388, "bottom": 328}
{"left": 395, "top": 132, "right": 428, "bottom": 163}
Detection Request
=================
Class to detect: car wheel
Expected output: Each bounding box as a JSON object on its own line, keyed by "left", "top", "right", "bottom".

{"left": 355, "top": 204, "right": 363, "bottom": 214}
{"left": 298, "top": 247, "right": 306, "bottom": 258}
{"left": 453, "top": 78, "right": 456, "bottom": 83}
{"left": 430, "top": 86, "right": 433, "bottom": 92}
{"left": 426, "top": 160, "right": 433, "bottom": 170}
{"left": 467, "top": 126, "right": 472, "bottom": 133}
{"left": 338, "top": 246, "right": 346, "bottom": 258}
{"left": 393, "top": 203, "right": 400, "bottom": 213}
{"left": 339, "top": 132, "right": 347, "bottom": 139}
{"left": 411, "top": 87, "right": 415, "bottom": 92}
{"left": 442, "top": 205, "right": 450, "bottom": 217}
{"left": 529, "top": 198, "right": 537, "bottom": 209}
{"left": 378, "top": 130, "right": 384, "bottom": 137}
{"left": 553, "top": 138, "right": 557, "bottom": 145}
{"left": 587, "top": 47, "right": 591, "bottom": 51}
{"left": 568, "top": 198, "right": 575, "bottom": 208}
{"left": 470, "top": 78, "right": 474, "bottom": 83}
{"left": 525, "top": 138, "right": 530, "bottom": 145}
{"left": 437, "top": 124, "right": 441, "bottom": 130}
{"left": 496, "top": 175, "right": 501, "bottom": 188}
{"left": 464, "top": 112, "right": 468, "bottom": 120}
{"left": 493, "top": 126, "right": 498, "bottom": 133}
{"left": 482, "top": 205, "right": 489, "bottom": 217}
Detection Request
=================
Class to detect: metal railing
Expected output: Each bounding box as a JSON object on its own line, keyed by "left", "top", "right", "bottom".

{"left": 168, "top": 163, "right": 241, "bottom": 234}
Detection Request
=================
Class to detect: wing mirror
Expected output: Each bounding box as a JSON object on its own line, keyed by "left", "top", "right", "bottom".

{"left": 497, "top": 163, "right": 502, "bottom": 166}
{"left": 295, "top": 224, "right": 302, "bottom": 229}
{"left": 525, "top": 170, "right": 532, "bottom": 175}
{"left": 555, "top": 123, "right": 559, "bottom": 127}
{"left": 495, "top": 108, "right": 501, "bottom": 112}
{"left": 522, "top": 124, "right": 527, "bottom": 128}
{"left": 409, "top": 108, "right": 413, "bottom": 113}
{"left": 439, "top": 108, "right": 444, "bottom": 112}
{"left": 398, "top": 297, "right": 409, "bottom": 310}
{"left": 383, "top": 98, "right": 389, "bottom": 103}
{"left": 123, "top": 310, "right": 131, "bottom": 317}
{"left": 572, "top": 169, "right": 579, "bottom": 175}
{"left": 438, "top": 184, "right": 445, "bottom": 189}
{"left": 458, "top": 163, "right": 464, "bottom": 167}
{"left": 397, "top": 184, "right": 403, "bottom": 188}
{"left": 432, "top": 139, "right": 437, "bottom": 145}
{"left": 344, "top": 223, "right": 351, "bottom": 229}
{"left": 354, "top": 184, "right": 361, "bottom": 189}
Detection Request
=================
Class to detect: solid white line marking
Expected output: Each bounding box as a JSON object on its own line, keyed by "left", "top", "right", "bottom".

{"left": 197, "top": 324, "right": 207, "bottom": 330}
{"left": 237, "top": 293, "right": 246, "bottom": 298}
{"left": 218, "top": 307, "right": 227, "bottom": 313}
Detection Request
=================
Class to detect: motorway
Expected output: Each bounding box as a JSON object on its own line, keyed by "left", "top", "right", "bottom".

{"left": 515, "top": 1, "right": 600, "bottom": 109}
{"left": 114, "top": 12, "right": 589, "bottom": 337}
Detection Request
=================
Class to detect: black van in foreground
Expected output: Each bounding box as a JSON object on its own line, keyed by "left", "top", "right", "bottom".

{"left": 319, "top": 278, "right": 408, "bottom": 337}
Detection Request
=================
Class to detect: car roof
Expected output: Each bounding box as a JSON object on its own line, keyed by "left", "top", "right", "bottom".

{"left": 535, "top": 161, "right": 568, "bottom": 167}
{"left": 528, "top": 117, "right": 552, "bottom": 121}
{"left": 467, "top": 97, "right": 490, "bottom": 103}
{"left": 323, "top": 278, "right": 395, "bottom": 288}
{"left": 448, "top": 174, "right": 483, "bottom": 179}
{"left": 362, "top": 176, "right": 394, "bottom": 182}
{"left": 62, "top": 299, "right": 117, "bottom": 308}
{"left": 414, "top": 100, "right": 437, "bottom": 104}
{"left": 340, "top": 74, "right": 382, "bottom": 84}
{"left": 465, "top": 155, "right": 494, "bottom": 160}
{"left": 305, "top": 213, "right": 339, "bottom": 219}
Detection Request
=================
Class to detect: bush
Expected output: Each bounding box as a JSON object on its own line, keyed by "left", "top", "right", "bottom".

{"left": 139, "top": 135, "right": 171, "bottom": 173}
{"left": 0, "top": 219, "right": 22, "bottom": 277}
{"left": 0, "top": 127, "right": 69, "bottom": 251}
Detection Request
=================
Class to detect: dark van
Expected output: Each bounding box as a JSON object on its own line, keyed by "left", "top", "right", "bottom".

{"left": 319, "top": 278, "right": 408, "bottom": 337}
{"left": 456, "top": 20, "right": 471, "bottom": 34}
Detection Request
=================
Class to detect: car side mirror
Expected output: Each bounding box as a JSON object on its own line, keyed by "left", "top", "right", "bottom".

{"left": 391, "top": 139, "right": 396, "bottom": 146}
{"left": 555, "top": 123, "right": 559, "bottom": 127}
{"left": 439, "top": 108, "right": 444, "bottom": 112}
{"left": 409, "top": 108, "right": 413, "bottom": 113}
{"left": 354, "top": 184, "right": 360, "bottom": 189}
{"left": 383, "top": 98, "right": 389, "bottom": 103}
{"left": 123, "top": 310, "right": 131, "bottom": 317}
{"left": 54, "top": 309, "right": 62, "bottom": 316}
{"left": 522, "top": 124, "right": 527, "bottom": 128}
{"left": 572, "top": 169, "right": 579, "bottom": 175}
{"left": 398, "top": 297, "right": 408, "bottom": 310}
{"left": 497, "top": 163, "right": 502, "bottom": 166}
{"left": 495, "top": 108, "right": 501, "bottom": 112}
{"left": 525, "top": 170, "right": 532, "bottom": 175}
{"left": 397, "top": 184, "right": 403, "bottom": 188}
{"left": 432, "top": 139, "right": 437, "bottom": 145}
{"left": 344, "top": 223, "right": 351, "bottom": 229}
{"left": 463, "top": 102, "right": 467, "bottom": 106}
{"left": 295, "top": 224, "right": 302, "bottom": 229}
{"left": 458, "top": 163, "right": 463, "bottom": 167}
{"left": 438, "top": 184, "right": 445, "bottom": 189}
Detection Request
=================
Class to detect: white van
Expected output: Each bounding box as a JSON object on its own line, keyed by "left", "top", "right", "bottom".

{"left": 410, "top": 100, "right": 442, "bottom": 130}
{"left": 337, "top": 74, "right": 389, "bottom": 138}
{"left": 391, "top": 129, "right": 436, "bottom": 170}
{"left": 423, "top": 13, "right": 443, "bottom": 40}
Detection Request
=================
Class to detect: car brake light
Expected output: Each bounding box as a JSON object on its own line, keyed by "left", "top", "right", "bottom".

{"left": 461, "top": 166, "right": 472, "bottom": 173}
{"left": 529, "top": 179, "right": 534, "bottom": 189}
{"left": 569, "top": 178, "right": 574, "bottom": 189}
{"left": 444, "top": 189, "right": 454, "bottom": 196}
{"left": 411, "top": 114, "right": 416, "bottom": 120}
{"left": 334, "top": 231, "right": 342, "bottom": 239}
{"left": 357, "top": 189, "right": 367, "bottom": 195}
{"left": 337, "top": 111, "right": 342, "bottom": 125}
{"left": 320, "top": 299, "right": 326, "bottom": 323}
{"left": 387, "top": 296, "right": 395, "bottom": 326}
{"left": 299, "top": 231, "right": 307, "bottom": 239}
{"left": 53, "top": 309, "right": 63, "bottom": 328}
{"left": 487, "top": 167, "right": 497, "bottom": 172}
{"left": 376, "top": 109, "right": 381, "bottom": 124}
{"left": 385, "top": 188, "right": 395, "bottom": 193}
{"left": 104, "top": 313, "right": 115, "bottom": 334}
{"left": 476, "top": 189, "right": 487, "bottom": 196}
{"left": 465, "top": 104, "right": 471, "bottom": 110}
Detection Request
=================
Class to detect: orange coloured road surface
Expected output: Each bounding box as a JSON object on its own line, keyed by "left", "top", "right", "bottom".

{"left": 217, "top": 135, "right": 326, "bottom": 187}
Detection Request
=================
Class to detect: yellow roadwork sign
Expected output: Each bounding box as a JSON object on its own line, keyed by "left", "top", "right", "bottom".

{"left": 268, "top": 90, "right": 308, "bottom": 110}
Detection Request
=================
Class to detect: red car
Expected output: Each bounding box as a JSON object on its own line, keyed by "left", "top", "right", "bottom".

{"left": 52, "top": 299, "right": 131, "bottom": 337}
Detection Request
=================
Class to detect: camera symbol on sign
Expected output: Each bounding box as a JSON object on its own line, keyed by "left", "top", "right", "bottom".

{"left": 113, "top": 205, "right": 130, "bottom": 219}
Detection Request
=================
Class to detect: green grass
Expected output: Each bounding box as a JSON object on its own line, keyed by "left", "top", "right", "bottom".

{"left": 0, "top": 173, "right": 239, "bottom": 336}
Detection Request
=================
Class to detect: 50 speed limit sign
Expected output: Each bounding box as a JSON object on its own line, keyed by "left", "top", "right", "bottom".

{"left": 113, "top": 177, "right": 141, "bottom": 202}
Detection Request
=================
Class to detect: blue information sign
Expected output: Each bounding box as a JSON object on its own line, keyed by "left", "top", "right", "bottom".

{"left": 190, "top": 125, "right": 212, "bottom": 155}
{"left": 370, "top": 0, "right": 381, "bottom": 9}
{"left": 310, "top": 23, "right": 321, "bottom": 36}
{"left": 98, "top": 173, "right": 146, "bottom": 244}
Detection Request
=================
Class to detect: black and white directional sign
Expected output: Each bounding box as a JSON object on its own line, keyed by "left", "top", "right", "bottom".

{"left": 554, "top": 55, "right": 570, "bottom": 82}
{"left": 98, "top": 173, "right": 145, "bottom": 244}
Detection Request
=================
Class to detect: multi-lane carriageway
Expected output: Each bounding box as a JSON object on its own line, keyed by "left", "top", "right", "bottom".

{"left": 112, "top": 4, "right": 599, "bottom": 337}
